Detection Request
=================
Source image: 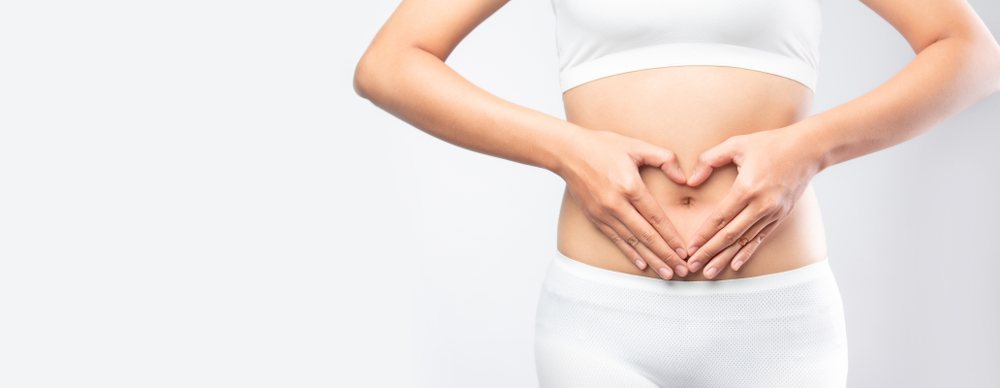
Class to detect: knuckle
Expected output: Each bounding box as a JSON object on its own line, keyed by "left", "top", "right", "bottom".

{"left": 712, "top": 214, "right": 729, "bottom": 230}
{"left": 618, "top": 182, "right": 641, "bottom": 201}
{"left": 648, "top": 212, "right": 664, "bottom": 227}
{"left": 757, "top": 200, "right": 776, "bottom": 215}
{"left": 626, "top": 234, "right": 640, "bottom": 247}
{"left": 663, "top": 150, "right": 677, "bottom": 163}
{"left": 598, "top": 198, "right": 620, "bottom": 216}
{"left": 698, "top": 246, "right": 717, "bottom": 261}
{"left": 639, "top": 229, "right": 657, "bottom": 245}
{"left": 722, "top": 230, "right": 740, "bottom": 245}
{"left": 779, "top": 202, "right": 793, "bottom": 216}
{"left": 588, "top": 206, "right": 609, "bottom": 220}
{"left": 735, "top": 184, "right": 757, "bottom": 199}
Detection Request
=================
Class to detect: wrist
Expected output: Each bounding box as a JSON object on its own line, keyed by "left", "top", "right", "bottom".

{"left": 546, "top": 122, "right": 588, "bottom": 177}
{"left": 779, "top": 117, "right": 835, "bottom": 175}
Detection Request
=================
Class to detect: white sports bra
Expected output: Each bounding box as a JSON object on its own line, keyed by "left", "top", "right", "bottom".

{"left": 550, "top": 0, "right": 822, "bottom": 94}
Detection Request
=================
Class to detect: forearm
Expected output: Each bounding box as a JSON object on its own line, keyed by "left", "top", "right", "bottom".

{"left": 354, "top": 46, "right": 580, "bottom": 175}
{"left": 794, "top": 36, "right": 1000, "bottom": 173}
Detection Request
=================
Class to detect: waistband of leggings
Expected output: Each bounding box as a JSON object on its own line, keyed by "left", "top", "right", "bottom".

{"left": 553, "top": 249, "right": 832, "bottom": 295}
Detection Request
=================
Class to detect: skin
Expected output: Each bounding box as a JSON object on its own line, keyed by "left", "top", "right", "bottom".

{"left": 556, "top": 65, "right": 827, "bottom": 281}
{"left": 354, "top": 0, "right": 1000, "bottom": 280}
{"left": 676, "top": 0, "right": 1000, "bottom": 279}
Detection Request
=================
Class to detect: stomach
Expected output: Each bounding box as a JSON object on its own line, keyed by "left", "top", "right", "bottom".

{"left": 555, "top": 65, "right": 829, "bottom": 281}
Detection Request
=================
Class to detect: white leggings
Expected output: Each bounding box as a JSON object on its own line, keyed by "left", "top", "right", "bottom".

{"left": 535, "top": 250, "right": 848, "bottom": 388}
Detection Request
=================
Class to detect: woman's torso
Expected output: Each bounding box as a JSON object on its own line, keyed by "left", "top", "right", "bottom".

{"left": 556, "top": 65, "right": 829, "bottom": 281}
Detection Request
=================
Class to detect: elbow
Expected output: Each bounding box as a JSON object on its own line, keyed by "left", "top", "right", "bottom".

{"left": 991, "top": 44, "right": 1000, "bottom": 94}
{"left": 974, "top": 37, "right": 1000, "bottom": 94}
{"left": 353, "top": 71, "right": 368, "bottom": 100}
{"left": 355, "top": 46, "right": 417, "bottom": 102}
{"left": 958, "top": 36, "right": 1000, "bottom": 95}
{"left": 974, "top": 36, "right": 1000, "bottom": 94}
{"left": 938, "top": 30, "right": 1000, "bottom": 95}
{"left": 354, "top": 48, "right": 390, "bottom": 101}
{"left": 353, "top": 55, "right": 372, "bottom": 100}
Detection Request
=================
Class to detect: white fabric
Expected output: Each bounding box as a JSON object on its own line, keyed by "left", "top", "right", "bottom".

{"left": 549, "top": 0, "right": 823, "bottom": 93}
{"left": 534, "top": 250, "right": 848, "bottom": 387}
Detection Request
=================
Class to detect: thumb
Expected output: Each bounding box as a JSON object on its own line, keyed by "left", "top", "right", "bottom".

{"left": 687, "top": 137, "right": 741, "bottom": 187}
{"left": 631, "top": 141, "right": 687, "bottom": 185}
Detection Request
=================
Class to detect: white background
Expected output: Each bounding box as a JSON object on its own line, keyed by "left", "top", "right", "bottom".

{"left": 1, "top": 1, "right": 998, "bottom": 387}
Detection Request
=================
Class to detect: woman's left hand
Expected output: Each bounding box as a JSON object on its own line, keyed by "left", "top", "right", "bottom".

{"left": 683, "top": 123, "right": 826, "bottom": 279}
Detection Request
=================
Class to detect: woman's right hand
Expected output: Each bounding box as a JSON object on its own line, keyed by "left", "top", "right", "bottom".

{"left": 554, "top": 129, "right": 691, "bottom": 279}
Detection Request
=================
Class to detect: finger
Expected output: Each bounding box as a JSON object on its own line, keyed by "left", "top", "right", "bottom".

{"left": 732, "top": 218, "right": 780, "bottom": 272}
{"left": 728, "top": 213, "right": 777, "bottom": 271}
{"left": 627, "top": 184, "right": 689, "bottom": 260}
{"left": 610, "top": 194, "right": 689, "bottom": 277}
{"left": 603, "top": 213, "right": 678, "bottom": 279}
{"left": 592, "top": 220, "right": 649, "bottom": 271}
{"left": 686, "top": 137, "right": 741, "bottom": 187}
{"left": 685, "top": 184, "right": 754, "bottom": 263}
{"left": 632, "top": 142, "right": 687, "bottom": 185}
{"left": 686, "top": 202, "right": 751, "bottom": 275}
{"left": 700, "top": 241, "right": 743, "bottom": 279}
{"left": 699, "top": 214, "right": 773, "bottom": 278}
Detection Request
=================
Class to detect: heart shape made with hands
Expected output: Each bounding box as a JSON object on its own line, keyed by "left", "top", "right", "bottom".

{"left": 669, "top": 127, "right": 822, "bottom": 279}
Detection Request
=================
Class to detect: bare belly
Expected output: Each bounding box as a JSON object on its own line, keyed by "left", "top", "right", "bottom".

{"left": 556, "top": 65, "right": 829, "bottom": 281}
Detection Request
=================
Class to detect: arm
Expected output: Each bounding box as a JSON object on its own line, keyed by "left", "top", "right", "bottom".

{"left": 354, "top": 0, "right": 694, "bottom": 278}
{"left": 797, "top": 0, "right": 1000, "bottom": 173}
{"left": 681, "top": 0, "right": 1000, "bottom": 278}
{"left": 354, "top": 0, "right": 570, "bottom": 173}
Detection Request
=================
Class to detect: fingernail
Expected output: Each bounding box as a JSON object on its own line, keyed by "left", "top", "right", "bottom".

{"left": 690, "top": 246, "right": 699, "bottom": 255}
{"left": 675, "top": 247, "right": 687, "bottom": 259}
{"left": 705, "top": 267, "right": 717, "bottom": 279}
{"left": 658, "top": 267, "right": 672, "bottom": 279}
{"left": 675, "top": 265, "right": 688, "bottom": 277}
{"left": 635, "top": 260, "right": 646, "bottom": 270}
{"left": 733, "top": 260, "right": 743, "bottom": 271}
{"left": 689, "top": 261, "right": 702, "bottom": 272}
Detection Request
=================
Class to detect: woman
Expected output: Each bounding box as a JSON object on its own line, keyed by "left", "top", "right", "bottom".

{"left": 354, "top": 0, "right": 1000, "bottom": 386}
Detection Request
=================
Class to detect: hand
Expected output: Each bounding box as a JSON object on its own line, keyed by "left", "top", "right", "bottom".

{"left": 556, "top": 129, "right": 691, "bottom": 279}
{"left": 683, "top": 124, "right": 824, "bottom": 279}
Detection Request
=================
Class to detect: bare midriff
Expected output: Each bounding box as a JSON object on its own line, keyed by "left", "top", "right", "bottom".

{"left": 556, "top": 65, "right": 829, "bottom": 281}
